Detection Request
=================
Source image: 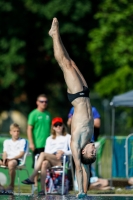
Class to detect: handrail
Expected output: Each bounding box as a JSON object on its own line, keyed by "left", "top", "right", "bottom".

{"left": 125, "top": 133, "right": 133, "bottom": 178}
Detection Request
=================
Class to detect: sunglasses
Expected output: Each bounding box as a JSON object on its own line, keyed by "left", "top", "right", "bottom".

{"left": 54, "top": 122, "right": 63, "bottom": 127}
{"left": 38, "top": 100, "right": 48, "bottom": 104}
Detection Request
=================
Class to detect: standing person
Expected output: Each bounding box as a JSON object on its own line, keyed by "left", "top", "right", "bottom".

{"left": 67, "top": 106, "right": 101, "bottom": 141}
{"left": 27, "top": 94, "right": 51, "bottom": 187}
{"left": 48, "top": 18, "right": 96, "bottom": 198}
{"left": 0, "top": 123, "right": 27, "bottom": 194}
{"left": 22, "top": 117, "right": 71, "bottom": 195}
{"left": 92, "top": 107, "right": 101, "bottom": 141}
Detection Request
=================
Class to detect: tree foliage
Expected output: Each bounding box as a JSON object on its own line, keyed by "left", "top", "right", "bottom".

{"left": 0, "top": 0, "right": 94, "bottom": 118}
{"left": 0, "top": 0, "right": 133, "bottom": 134}
{"left": 88, "top": 0, "right": 133, "bottom": 98}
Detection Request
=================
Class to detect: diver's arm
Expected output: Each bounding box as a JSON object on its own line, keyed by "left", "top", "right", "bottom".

{"left": 70, "top": 141, "right": 84, "bottom": 194}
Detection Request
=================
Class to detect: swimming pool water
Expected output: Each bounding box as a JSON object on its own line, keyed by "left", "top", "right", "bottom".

{"left": 0, "top": 194, "right": 133, "bottom": 200}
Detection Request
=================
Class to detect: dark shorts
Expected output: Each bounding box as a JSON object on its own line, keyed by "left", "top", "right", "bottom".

{"left": 0, "top": 158, "right": 20, "bottom": 166}
{"left": 32, "top": 147, "right": 44, "bottom": 168}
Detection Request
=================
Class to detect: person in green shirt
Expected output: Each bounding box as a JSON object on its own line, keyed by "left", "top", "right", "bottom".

{"left": 27, "top": 94, "right": 51, "bottom": 187}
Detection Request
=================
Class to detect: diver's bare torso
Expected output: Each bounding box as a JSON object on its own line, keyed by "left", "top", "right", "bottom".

{"left": 71, "top": 97, "right": 94, "bottom": 149}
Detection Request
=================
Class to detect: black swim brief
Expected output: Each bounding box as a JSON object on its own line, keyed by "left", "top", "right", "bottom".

{"left": 67, "top": 86, "right": 90, "bottom": 103}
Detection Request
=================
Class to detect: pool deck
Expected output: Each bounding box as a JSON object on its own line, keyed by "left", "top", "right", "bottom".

{"left": 1, "top": 193, "right": 133, "bottom": 200}
{"left": 13, "top": 193, "right": 133, "bottom": 196}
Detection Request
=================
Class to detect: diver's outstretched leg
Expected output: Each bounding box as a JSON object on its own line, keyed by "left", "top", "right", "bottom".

{"left": 49, "top": 17, "right": 88, "bottom": 94}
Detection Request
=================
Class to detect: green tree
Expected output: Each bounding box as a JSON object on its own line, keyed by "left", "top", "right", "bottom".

{"left": 0, "top": 0, "right": 96, "bottom": 120}
{"left": 88, "top": 0, "right": 133, "bottom": 98}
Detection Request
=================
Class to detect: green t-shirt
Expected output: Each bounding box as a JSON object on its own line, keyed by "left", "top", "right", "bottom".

{"left": 28, "top": 109, "right": 51, "bottom": 148}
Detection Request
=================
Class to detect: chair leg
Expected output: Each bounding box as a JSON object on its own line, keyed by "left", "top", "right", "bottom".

{"left": 61, "top": 155, "right": 66, "bottom": 195}
{"left": 23, "top": 168, "right": 34, "bottom": 195}
{"left": 27, "top": 170, "right": 33, "bottom": 195}
{"left": 25, "top": 169, "right": 30, "bottom": 177}
{"left": 31, "top": 185, "right": 35, "bottom": 195}
{"left": 17, "top": 170, "right": 21, "bottom": 195}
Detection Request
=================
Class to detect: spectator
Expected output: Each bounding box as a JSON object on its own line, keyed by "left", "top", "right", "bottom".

{"left": 0, "top": 123, "right": 27, "bottom": 194}
{"left": 89, "top": 166, "right": 111, "bottom": 190}
{"left": 22, "top": 117, "right": 71, "bottom": 196}
{"left": 89, "top": 177, "right": 111, "bottom": 190}
{"left": 67, "top": 106, "right": 101, "bottom": 141}
{"left": 27, "top": 94, "right": 51, "bottom": 187}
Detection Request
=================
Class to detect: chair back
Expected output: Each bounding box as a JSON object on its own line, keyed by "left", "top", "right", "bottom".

{"left": 18, "top": 140, "right": 29, "bottom": 167}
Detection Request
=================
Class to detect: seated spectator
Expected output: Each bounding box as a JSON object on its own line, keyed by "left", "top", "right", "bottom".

{"left": 22, "top": 117, "right": 71, "bottom": 196}
{"left": 89, "top": 177, "right": 111, "bottom": 190}
{"left": 0, "top": 123, "right": 27, "bottom": 194}
{"left": 89, "top": 166, "right": 111, "bottom": 190}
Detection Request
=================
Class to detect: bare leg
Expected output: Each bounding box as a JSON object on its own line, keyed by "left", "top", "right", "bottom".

{"left": 28, "top": 152, "right": 62, "bottom": 182}
{"left": 89, "top": 178, "right": 111, "bottom": 190}
{"left": 7, "top": 160, "right": 17, "bottom": 191}
{"left": 40, "top": 160, "right": 51, "bottom": 191}
{"left": 28, "top": 153, "right": 48, "bottom": 182}
{"left": 49, "top": 18, "right": 88, "bottom": 94}
{"left": 34, "top": 175, "right": 38, "bottom": 187}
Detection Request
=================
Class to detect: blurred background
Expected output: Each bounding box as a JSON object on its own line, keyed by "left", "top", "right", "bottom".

{"left": 0, "top": 0, "right": 133, "bottom": 136}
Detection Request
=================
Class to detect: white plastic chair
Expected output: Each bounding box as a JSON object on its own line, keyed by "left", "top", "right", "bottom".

{"left": 50, "top": 154, "right": 74, "bottom": 195}
{"left": 0, "top": 140, "right": 30, "bottom": 194}
{"left": 33, "top": 154, "right": 74, "bottom": 195}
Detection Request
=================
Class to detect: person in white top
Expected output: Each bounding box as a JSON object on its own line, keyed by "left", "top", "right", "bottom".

{"left": 45, "top": 129, "right": 71, "bottom": 156}
{"left": 0, "top": 123, "right": 27, "bottom": 194}
{"left": 22, "top": 117, "right": 71, "bottom": 195}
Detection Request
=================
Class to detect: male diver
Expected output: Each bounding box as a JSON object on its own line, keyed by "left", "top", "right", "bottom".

{"left": 49, "top": 18, "right": 96, "bottom": 198}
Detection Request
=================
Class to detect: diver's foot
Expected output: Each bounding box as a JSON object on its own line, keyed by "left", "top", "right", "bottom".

{"left": 76, "top": 192, "right": 87, "bottom": 199}
{"left": 49, "top": 17, "right": 59, "bottom": 37}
